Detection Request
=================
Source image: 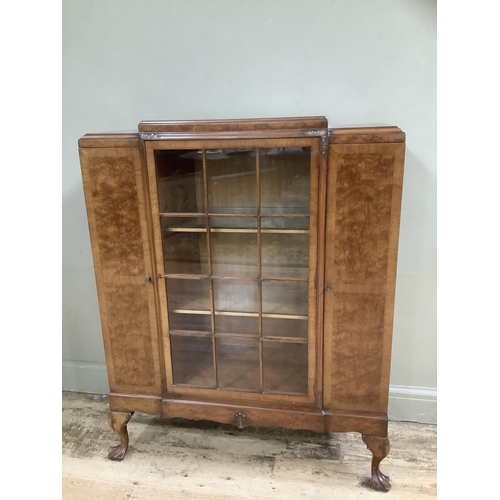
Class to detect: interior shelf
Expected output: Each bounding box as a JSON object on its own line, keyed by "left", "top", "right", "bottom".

{"left": 164, "top": 227, "right": 309, "bottom": 234}
{"left": 170, "top": 309, "right": 307, "bottom": 321}
{"left": 169, "top": 330, "right": 308, "bottom": 344}
{"left": 159, "top": 213, "right": 311, "bottom": 218}
{"left": 164, "top": 267, "right": 308, "bottom": 280}
{"left": 168, "top": 282, "right": 308, "bottom": 320}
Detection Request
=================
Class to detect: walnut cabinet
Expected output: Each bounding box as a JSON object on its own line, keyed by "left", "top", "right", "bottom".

{"left": 79, "top": 117, "right": 405, "bottom": 492}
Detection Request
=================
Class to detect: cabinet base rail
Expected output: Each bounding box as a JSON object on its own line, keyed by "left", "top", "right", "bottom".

{"left": 106, "top": 392, "right": 390, "bottom": 491}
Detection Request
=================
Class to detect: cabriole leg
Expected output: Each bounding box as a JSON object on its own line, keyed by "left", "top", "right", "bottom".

{"left": 362, "top": 435, "right": 391, "bottom": 492}
{"left": 107, "top": 411, "right": 134, "bottom": 461}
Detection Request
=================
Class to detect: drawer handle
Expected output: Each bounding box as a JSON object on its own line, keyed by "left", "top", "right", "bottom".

{"left": 234, "top": 412, "right": 247, "bottom": 429}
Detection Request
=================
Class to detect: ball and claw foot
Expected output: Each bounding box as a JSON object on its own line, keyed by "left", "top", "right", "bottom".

{"left": 107, "top": 411, "right": 134, "bottom": 461}
{"left": 362, "top": 435, "right": 391, "bottom": 492}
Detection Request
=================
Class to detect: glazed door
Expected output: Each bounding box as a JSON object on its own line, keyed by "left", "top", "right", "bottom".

{"left": 145, "top": 138, "right": 319, "bottom": 404}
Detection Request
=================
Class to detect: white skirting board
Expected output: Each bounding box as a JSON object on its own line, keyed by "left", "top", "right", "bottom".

{"left": 62, "top": 361, "right": 437, "bottom": 425}
{"left": 388, "top": 385, "right": 436, "bottom": 425}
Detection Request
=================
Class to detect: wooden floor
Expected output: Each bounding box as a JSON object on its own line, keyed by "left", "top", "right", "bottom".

{"left": 62, "top": 392, "right": 437, "bottom": 499}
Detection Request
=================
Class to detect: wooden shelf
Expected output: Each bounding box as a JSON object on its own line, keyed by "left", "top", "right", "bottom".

{"left": 171, "top": 309, "right": 307, "bottom": 321}
{"left": 164, "top": 267, "right": 309, "bottom": 281}
{"left": 163, "top": 227, "right": 309, "bottom": 234}
{"left": 168, "top": 331, "right": 307, "bottom": 344}
{"left": 159, "top": 213, "right": 310, "bottom": 218}
{"left": 168, "top": 282, "right": 308, "bottom": 320}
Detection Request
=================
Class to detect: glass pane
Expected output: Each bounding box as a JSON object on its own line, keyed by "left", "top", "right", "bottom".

{"left": 214, "top": 281, "right": 258, "bottom": 315}
{"left": 162, "top": 217, "right": 206, "bottom": 229}
{"left": 260, "top": 147, "right": 311, "bottom": 215}
{"left": 261, "top": 217, "right": 309, "bottom": 280}
{"left": 262, "top": 282, "right": 308, "bottom": 318}
{"left": 262, "top": 317, "right": 308, "bottom": 339}
{"left": 211, "top": 217, "right": 257, "bottom": 230}
{"left": 161, "top": 218, "right": 208, "bottom": 275}
{"left": 211, "top": 232, "right": 258, "bottom": 277}
{"left": 171, "top": 335, "right": 214, "bottom": 387}
{"left": 261, "top": 217, "right": 310, "bottom": 230}
{"left": 263, "top": 341, "right": 308, "bottom": 394}
{"left": 166, "top": 279, "right": 211, "bottom": 332}
{"left": 207, "top": 149, "right": 256, "bottom": 214}
{"left": 215, "top": 315, "right": 259, "bottom": 336}
{"left": 216, "top": 338, "right": 260, "bottom": 391}
{"left": 155, "top": 150, "right": 204, "bottom": 213}
{"left": 169, "top": 314, "right": 211, "bottom": 333}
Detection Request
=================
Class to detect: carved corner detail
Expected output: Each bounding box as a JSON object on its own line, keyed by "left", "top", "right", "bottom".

{"left": 139, "top": 132, "right": 158, "bottom": 141}
{"left": 304, "top": 129, "right": 328, "bottom": 155}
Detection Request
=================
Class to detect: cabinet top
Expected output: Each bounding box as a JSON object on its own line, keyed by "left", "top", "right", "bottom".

{"left": 138, "top": 116, "right": 328, "bottom": 133}
{"left": 78, "top": 119, "right": 405, "bottom": 148}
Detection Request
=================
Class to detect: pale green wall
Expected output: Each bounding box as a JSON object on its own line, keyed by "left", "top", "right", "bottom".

{"left": 63, "top": 1, "right": 436, "bottom": 396}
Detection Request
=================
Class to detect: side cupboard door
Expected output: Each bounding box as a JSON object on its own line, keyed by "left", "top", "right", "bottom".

{"left": 79, "top": 136, "right": 162, "bottom": 397}
{"left": 323, "top": 131, "right": 405, "bottom": 415}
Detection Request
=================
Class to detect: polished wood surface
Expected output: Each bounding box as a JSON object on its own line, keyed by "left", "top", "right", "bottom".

{"left": 108, "top": 393, "right": 162, "bottom": 415}
{"left": 329, "top": 126, "right": 405, "bottom": 144}
{"left": 79, "top": 145, "right": 162, "bottom": 396}
{"left": 162, "top": 398, "right": 325, "bottom": 433}
{"left": 107, "top": 411, "right": 133, "bottom": 461}
{"left": 79, "top": 119, "right": 406, "bottom": 491}
{"left": 138, "top": 116, "right": 327, "bottom": 132}
{"left": 78, "top": 133, "right": 139, "bottom": 148}
{"left": 323, "top": 140, "right": 405, "bottom": 414}
{"left": 323, "top": 410, "right": 388, "bottom": 437}
{"left": 362, "top": 435, "right": 392, "bottom": 492}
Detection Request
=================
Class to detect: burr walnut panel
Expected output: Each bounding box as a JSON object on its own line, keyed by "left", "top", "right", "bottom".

{"left": 327, "top": 292, "right": 386, "bottom": 409}
{"left": 103, "top": 283, "right": 157, "bottom": 388}
{"left": 85, "top": 156, "right": 146, "bottom": 277}
{"left": 332, "top": 152, "right": 393, "bottom": 285}
{"left": 323, "top": 143, "right": 405, "bottom": 413}
{"left": 79, "top": 146, "right": 162, "bottom": 396}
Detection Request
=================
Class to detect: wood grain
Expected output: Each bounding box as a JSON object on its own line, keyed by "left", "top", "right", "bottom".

{"left": 107, "top": 411, "right": 133, "bottom": 461}
{"left": 329, "top": 126, "right": 405, "bottom": 144}
{"left": 323, "top": 141, "right": 405, "bottom": 413}
{"left": 323, "top": 410, "right": 388, "bottom": 436}
{"left": 162, "top": 398, "right": 325, "bottom": 433}
{"left": 109, "top": 393, "right": 162, "bottom": 415}
{"left": 79, "top": 145, "right": 162, "bottom": 396}
{"left": 78, "top": 120, "right": 407, "bottom": 491}
{"left": 78, "top": 133, "right": 139, "bottom": 148}
{"left": 139, "top": 116, "right": 327, "bottom": 132}
{"left": 362, "top": 435, "right": 392, "bottom": 491}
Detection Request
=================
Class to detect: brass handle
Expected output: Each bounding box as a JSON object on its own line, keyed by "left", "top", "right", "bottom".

{"left": 325, "top": 285, "right": 332, "bottom": 292}
{"left": 234, "top": 412, "right": 247, "bottom": 429}
{"left": 145, "top": 277, "right": 152, "bottom": 284}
